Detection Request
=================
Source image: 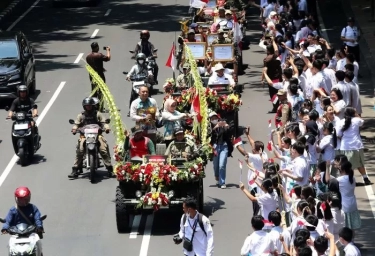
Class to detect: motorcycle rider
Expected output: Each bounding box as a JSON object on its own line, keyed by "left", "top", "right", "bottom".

{"left": 68, "top": 97, "right": 113, "bottom": 179}
{"left": 124, "top": 125, "right": 156, "bottom": 158}
{"left": 132, "top": 30, "right": 159, "bottom": 84}
{"left": 6, "top": 85, "right": 41, "bottom": 148}
{"left": 1, "top": 187, "right": 44, "bottom": 237}
{"left": 165, "top": 128, "right": 197, "bottom": 159}
{"left": 126, "top": 53, "right": 154, "bottom": 117}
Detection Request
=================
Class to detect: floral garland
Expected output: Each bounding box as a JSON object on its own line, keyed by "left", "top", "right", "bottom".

{"left": 218, "top": 94, "right": 242, "bottom": 111}
{"left": 138, "top": 187, "right": 169, "bottom": 211}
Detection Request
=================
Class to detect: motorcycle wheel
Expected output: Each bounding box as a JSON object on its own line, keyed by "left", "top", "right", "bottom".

{"left": 89, "top": 153, "right": 95, "bottom": 183}
{"left": 18, "top": 147, "right": 28, "bottom": 166}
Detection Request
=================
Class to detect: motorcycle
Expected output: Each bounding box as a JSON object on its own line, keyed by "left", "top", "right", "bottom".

{"left": 69, "top": 119, "right": 110, "bottom": 183}
{"left": 129, "top": 48, "right": 158, "bottom": 83}
{"left": 0, "top": 215, "right": 47, "bottom": 256}
{"left": 5, "top": 106, "right": 41, "bottom": 166}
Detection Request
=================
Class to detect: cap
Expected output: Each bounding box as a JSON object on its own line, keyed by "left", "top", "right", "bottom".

{"left": 277, "top": 89, "right": 287, "bottom": 96}
{"left": 347, "top": 17, "right": 354, "bottom": 22}
{"left": 131, "top": 125, "right": 143, "bottom": 134}
{"left": 183, "top": 63, "right": 190, "bottom": 69}
{"left": 270, "top": 11, "right": 277, "bottom": 17}
{"left": 209, "top": 111, "right": 219, "bottom": 118}
{"left": 214, "top": 63, "right": 225, "bottom": 70}
{"left": 188, "top": 29, "right": 195, "bottom": 34}
{"left": 225, "top": 10, "right": 232, "bottom": 15}
{"left": 190, "top": 23, "right": 198, "bottom": 28}
{"left": 174, "top": 128, "right": 184, "bottom": 135}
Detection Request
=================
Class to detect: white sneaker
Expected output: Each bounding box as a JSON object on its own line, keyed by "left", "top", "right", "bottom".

{"left": 221, "top": 185, "right": 226, "bottom": 189}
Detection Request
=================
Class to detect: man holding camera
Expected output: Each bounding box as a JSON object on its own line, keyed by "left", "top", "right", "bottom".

{"left": 173, "top": 198, "right": 214, "bottom": 256}
{"left": 86, "top": 42, "right": 111, "bottom": 112}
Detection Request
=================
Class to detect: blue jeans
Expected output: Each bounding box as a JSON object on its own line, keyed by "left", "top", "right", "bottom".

{"left": 213, "top": 143, "right": 228, "bottom": 186}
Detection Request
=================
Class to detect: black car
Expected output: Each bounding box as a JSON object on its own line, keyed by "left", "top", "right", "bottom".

{"left": 0, "top": 31, "right": 36, "bottom": 99}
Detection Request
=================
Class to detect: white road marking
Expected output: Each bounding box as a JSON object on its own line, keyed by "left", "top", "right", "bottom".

{"left": 0, "top": 82, "right": 66, "bottom": 187}
{"left": 129, "top": 215, "right": 141, "bottom": 239}
{"left": 139, "top": 215, "right": 154, "bottom": 256}
{"left": 74, "top": 53, "right": 84, "bottom": 64}
{"left": 90, "top": 29, "right": 99, "bottom": 39}
{"left": 104, "top": 9, "right": 111, "bottom": 16}
{"left": 6, "top": 0, "right": 41, "bottom": 31}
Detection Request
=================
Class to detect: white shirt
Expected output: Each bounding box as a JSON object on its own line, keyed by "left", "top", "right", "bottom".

{"left": 257, "top": 190, "right": 279, "bottom": 220}
{"left": 336, "top": 117, "right": 364, "bottom": 150}
{"left": 269, "top": 226, "right": 291, "bottom": 254}
{"left": 240, "top": 230, "right": 275, "bottom": 256}
{"left": 322, "top": 67, "right": 337, "bottom": 92}
{"left": 348, "top": 81, "right": 362, "bottom": 114}
{"left": 248, "top": 152, "right": 269, "bottom": 194}
{"left": 130, "top": 97, "right": 160, "bottom": 121}
{"left": 311, "top": 71, "right": 329, "bottom": 93}
{"left": 331, "top": 207, "right": 345, "bottom": 241}
{"left": 319, "top": 134, "right": 335, "bottom": 161}
{"left": 341, "top": 26, "right": 360, "bottom": 47}
{"left": 332, "top": 81, "right": 351, "bottom": 106}
{"left": 344, "top": 242, "right": 362, "bottom": 256}
{"left": 291, "top": 155, "right": 310, "bottom": 186}
{"left": 208, "top": 73, "right": 235, "bottom": 86}
{"left": 263, "top": 3, "right": 274, "bottom": 18}
{"left": 337, "top": 175, "right": 358, "bottom": 213}
{"left": 336, "top": 58, "right": 347, "bottom": 71}
{"left": 332, "top": 99, "right": 346, "bottom": 119}
{"left": 298, "top": 0, "right": 308, "bottom": 12}
{"left": 178, "top": 212, "right": 214, "bottom": 256}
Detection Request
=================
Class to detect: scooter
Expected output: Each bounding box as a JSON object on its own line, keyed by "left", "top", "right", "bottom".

{"left": 129, "top": 48, "right": 158, "bottom": 83}
{"left": 69, "top": 119, "right": 110, "bottom": 183}
{"left": 5, "top": 106, "right": 41, "bottom": 166}
{"left": 0, "top": 215, "right": 47, "bottom": 256}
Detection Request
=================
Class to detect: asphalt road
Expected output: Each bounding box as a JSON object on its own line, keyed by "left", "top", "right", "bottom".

{"left": 0, "top": 0, "right": 374, "bottom": 255}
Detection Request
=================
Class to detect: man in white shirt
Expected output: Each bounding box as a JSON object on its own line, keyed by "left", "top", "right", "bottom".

{"left": 208, "top": 63, "right": 235, "bottom": 88}
{"left": 344, "top": 71, "right": 362, "bottom": 115}
{"left": 341, "top": 17, "right": 360, "bottom": 63}
{"left": 218, "top": 10, "right": 234, "bottom": 29}
{"left": 268, "top": 211, "right": 291, "bottom": 254}
{"left": 322, "top": 58, "right": 337, "bottom": 93}
{"left": 177, "top": 198, "right": 214, "bottom": 256}
{"left": 339, "top": 227, "right": 361, "bottom": 256}
{"left": 332, "top": 70, "right": 351, "bottom": 105}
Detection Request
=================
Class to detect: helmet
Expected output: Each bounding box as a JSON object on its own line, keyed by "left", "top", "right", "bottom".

{"left": 17, "top": 85, "right": 28, "bottom": 97}
{"left": 136, "top": 53, "right": 146, "bottom": 61}
{"left": 82, "top": 97, "right": 94, "bottom": 110}
{"left": 140, "top": 30, "right": 150, "bottom": 39}
{"left": 15, "top": 187, "right": 31, "bottom": 207}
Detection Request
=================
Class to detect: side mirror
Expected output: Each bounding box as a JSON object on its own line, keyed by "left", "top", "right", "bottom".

{"left": 123, "top": 71, "right": 128, "bottom": 75}
{"left": 105, "top": 118, "right": 110, "bottom": 124}
{"left": 40, "top": 215, "right": 47, "bottom": 221}
{"left": 153, "top": 49, "right": 158, "bottom": 53}
{"left": 0, "top": 218, "right": 5, "bottom": 223}
{"left": 33, "top": 104, "right": 38, "bottom": 109}
{"left": 129, "top": 50, "right": 135, "bottom": 54}
{"left": 5, "top": 106, "right": 9, "bottom": 111}
{"left": 69, "top": 119, "right": 75, "bottom": 124}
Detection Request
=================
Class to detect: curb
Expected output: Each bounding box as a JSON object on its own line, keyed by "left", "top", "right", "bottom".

{"left": 0, "top": 0, "right": 27, "bottom": 31}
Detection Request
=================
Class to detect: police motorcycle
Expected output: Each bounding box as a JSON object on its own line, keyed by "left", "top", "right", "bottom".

{"left": 0, "top": 215, "right": 47, "bottom": 256}
{"left": 68, "top": 118, "right": 110, "bottom": 183}
{"left": 5, "top": 106, "right": 41, "bottom": 166}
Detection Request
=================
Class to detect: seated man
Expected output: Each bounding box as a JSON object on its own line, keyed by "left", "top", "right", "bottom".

{"left": 165, "top": 128, "right": 196, "bottom": 159}
{"left": 208, "top": 63, "right": 235, "bottom": 89}
{"left": 124, "top": 125, "right": 155, "bottom": 159}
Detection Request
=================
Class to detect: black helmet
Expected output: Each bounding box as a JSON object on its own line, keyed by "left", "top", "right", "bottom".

{"left": 82, "top": 97, "right": 94, "bottom": 110}
{"left": 140, "top": 30, "right": 150, "bottom": 39}
{"left": 17, "top": 85, "right": 28, "bottom": 97}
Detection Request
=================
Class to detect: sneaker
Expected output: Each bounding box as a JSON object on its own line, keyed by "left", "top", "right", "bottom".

{"left": 221, "top": 185, "right": 226, "bottom": 189}
{"left": 364, "top": 177, "right": 372, "bottom": 185}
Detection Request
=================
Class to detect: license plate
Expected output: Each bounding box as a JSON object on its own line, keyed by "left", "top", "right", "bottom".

{"left": 14, "top": 124, "right": 28, "bottom": 130}
{"left": 133, "top": 81, "right": 145, "bottom": 86}
{"left": 84, "top": 128, "right": 98, "bottom": 133}
{"left": 14, "top": 238, "right": 31, "bottom": 243}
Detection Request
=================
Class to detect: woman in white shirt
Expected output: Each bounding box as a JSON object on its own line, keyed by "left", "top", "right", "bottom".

{"left": 328, "top": 192, "right": 345, "bottom": 241}
{"left": 330, "top": 88, "right": 346, "bottom": 119}
{"left": 335, "top": 107, "right": 371, "bottom": 185}
{"left": 317, "top": 122, "right": 337, "bottom": 162}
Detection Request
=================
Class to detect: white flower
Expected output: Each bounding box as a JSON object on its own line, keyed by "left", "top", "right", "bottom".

{"left": 193, "top": 164, "right": 198, "bottom": 169}
{"left": 121, "top": 170, "right": 125, "bottom": 175}
{"left": 148, "top": 198, "right": 152, "bottom": 205}
{"left": 158, "top": 198, "right": 162, "bottom": 205}
{"left": 152, "top": 200, "right": 157, "bottom": 205}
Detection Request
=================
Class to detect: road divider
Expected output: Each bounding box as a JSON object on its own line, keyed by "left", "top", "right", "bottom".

{"left": 74, "top": 53, "right": 84, "bottom": 64}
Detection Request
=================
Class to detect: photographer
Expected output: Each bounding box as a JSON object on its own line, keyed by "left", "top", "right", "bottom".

{"left": 173, "top": 198, "right": 214, "bottom": 256}
{"left": 86, "top": 42, "right": 111, "bottom": 112}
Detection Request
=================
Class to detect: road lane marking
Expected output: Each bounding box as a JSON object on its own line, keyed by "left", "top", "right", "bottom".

{"left": 74, "top": 53, "right": 84, "bottom": 64}
{"left": 0, "top": 81, "right": 66, "bottom": 187}
{"left": 139, "top": 215, "right": 153, "bottom": 256}
{"left": 6, "top": 0, "right": 41, "bottom": 31}
{"left": 104, "top": 9, "right": 111, "bottom": 16}
{"left": 90, "top": 29, "right": 99, "bottom": 39}
{"left": 129, "top": 215, "right": 141, "bottom": 239}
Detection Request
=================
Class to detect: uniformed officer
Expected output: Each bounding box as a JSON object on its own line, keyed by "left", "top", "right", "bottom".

{"left": 212, "top": 29, "right": 233, "bottom": 45}
{"left": 275, "top": 89, "right": 291, "bottom": 128}
{"left": 165, "top": 128, "right": 196, "bottom": 159}
{"left": 176, "top": 63, "right": 193, "bottom": 90}
{"left": 69, "top": 97, "right": 113, "bottom": 179}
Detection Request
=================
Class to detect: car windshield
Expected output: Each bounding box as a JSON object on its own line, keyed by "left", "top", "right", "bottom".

{"left": 0, "top": 41, "right": 19, "bottom": 59}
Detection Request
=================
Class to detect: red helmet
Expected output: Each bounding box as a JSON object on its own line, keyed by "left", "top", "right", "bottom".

{"left": 140, "top": 30, "right": 150, "bottom": 39}
{"left": 15, "top": 187, "right": 31, "bottom": 206}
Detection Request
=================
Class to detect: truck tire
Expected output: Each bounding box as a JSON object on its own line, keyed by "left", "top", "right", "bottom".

{"left": 156, "top": 143, "right": 166, "bottom": 155}
{"left": 116, "top": 186, "right": 130, "bottom": 233}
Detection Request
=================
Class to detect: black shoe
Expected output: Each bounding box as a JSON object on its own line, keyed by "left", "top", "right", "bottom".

{"left": 127, "top": 112, "right": 130, "bottom": 117}
{"left": 107, "top": 166, "right": 115, "bottom": 177}
{"left": 78, "top": 167, "right": 83, "bottom": 174}
{"left": 364, "top": 177, "right": 372, "bottom": 185}
{"left": 68, "top": 167, "right": 79, "bottom": 179}
{"left": 268, "top": 110, "right": 276, "bottom": 114}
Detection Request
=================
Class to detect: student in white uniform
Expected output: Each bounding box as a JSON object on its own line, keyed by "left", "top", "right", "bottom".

{"left": 338, "top": 227, "right": 361, "bottom": 256}
{"left": 340, "top": 17, "right": 360, "bottom": 63}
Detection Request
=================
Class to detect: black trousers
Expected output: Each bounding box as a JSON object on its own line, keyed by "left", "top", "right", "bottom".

{"left": 251, "top": 188, "right": 261, "bottom": 215}
{"left": 268, "top": 85, "right": 279, "bottom": 112}
{"left": 347, "top": 45, "right": 360, "bottom": 63}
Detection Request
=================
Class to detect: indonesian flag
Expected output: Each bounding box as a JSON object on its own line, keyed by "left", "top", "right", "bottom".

{"left": 263, "top": 220, "right": 274, "bottom": 227}
{"left": 238, "top": 159, "right": 243, "bottom": 169}
{"left": 268, "top": 119, "right": 272, "bottom": 128}
{"left": 233, "top": 137, "right": 243, "bottom": 148}
{"left": 270, "top": 94, "right": 278, "bottom": 105}
{"left": 248, "top": 169, "right": 259, "bottom": 188}
{"left": 267, "top": 141, "right": 272, "bottom": 151}
{"left": 191, "top": 89, "right": 202, "bottom": 122}
{"left": 165, "top": 42, "right": 175, "bottom": 71}
{"left": 277, "top": 122, "right": 282, "bottom": 128}
{"left": 232, "top": 13, "right": 243, "bottom": 51}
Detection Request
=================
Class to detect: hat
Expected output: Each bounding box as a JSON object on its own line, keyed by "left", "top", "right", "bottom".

{"left": 225, "top": 10, "right": 232, "bottom": 15}
{"left": 174, "top": 128, "right": 184, "bottom": 135}
{"left": 183, "top": 63, "right": 190, "bottom": 69}
{"left": 209, "top": 111, "right": 219, "bottom": 118}
{"left": 214, "top": 63, "right": 225, "bottom": 70}
{"left": 217, "top": 29, "right": 225, "bottom": 34}
{"left": 190, "top": 23, "right": 198, "bottom": 28}
{"left": 269, "top": 11, "right": 277, "bottom": 17}
{"left": 277, "top": 89, "right": 287, "bottom": 96}
{"left": 131, "top": 125, "right": 143, "bottom": 134}
{"left": 188, "top": 29, "right": 195, "bottom": 34}
{"left": 347, "top": 17, "right": 354, "bottom": 22}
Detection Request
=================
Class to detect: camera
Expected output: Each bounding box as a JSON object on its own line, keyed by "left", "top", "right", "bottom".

{"left": 173, "top": 234, "right": 183, "bottom": 244}
{"left": 103, "top": 46, "right": 108, "bottom": 50}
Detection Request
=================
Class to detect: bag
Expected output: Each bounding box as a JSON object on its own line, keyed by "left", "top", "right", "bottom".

{"left": 183, "top": 213, "right": 207, "bottom": 236}
{"left": 183, "top": 218, "right": 198, "bottom": 252}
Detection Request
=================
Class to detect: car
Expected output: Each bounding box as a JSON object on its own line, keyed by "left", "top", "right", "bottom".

{"left": 51, "top": 0, "right": 100, "bottom": 7}
{"left": 0, "top": 31, "right": 36, "bottom": 100}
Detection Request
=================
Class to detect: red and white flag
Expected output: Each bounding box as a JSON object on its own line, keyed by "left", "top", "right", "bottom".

{"left": 268, "top": 119, "right": 272, "bottom": 128}
{"left": 267, "top": 141, "right": 272, "bottom": 151}
{"left": 190, "top": 89, "right": 202, "bottom": 122}
{"left": 232, "top": 13, "right": 243, "bottom": 51}
{"left": 233, "top": 137, "right": 243, "bottom": 148}
{"left": 165, "top": 42, "right": 175, "bottom": 71}
{"left": 270, "top": 94, "right": 278, "bottom": 105}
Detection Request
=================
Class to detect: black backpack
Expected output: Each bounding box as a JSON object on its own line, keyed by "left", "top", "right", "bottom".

{"left": 183, "top": 213, "right": 207, "bottom": 236}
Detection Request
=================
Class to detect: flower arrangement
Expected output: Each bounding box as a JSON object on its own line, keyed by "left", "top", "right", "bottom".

{"left": 138, "top": 188, "right": 169, "bottom": 211}
{"left": 163, "top": 78, "right": 175, "bottom": 93}
{"left": 113, "top": 144, "right": 125, "bottom": 162}
{"left": 218, "top": 93, "right": 242, "bottom": 111}
{"left": 183, "top": 158, "right": 206, "bottom": 180}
